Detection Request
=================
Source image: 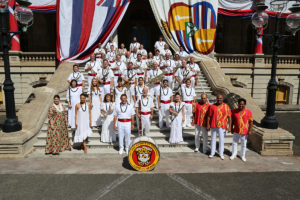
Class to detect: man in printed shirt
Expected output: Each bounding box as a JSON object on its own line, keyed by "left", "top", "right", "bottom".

{"left": 193, "top": 93, "right": 210, "bottom": 154}
{"left": 207, "top": 94, "right": 232, "bottom": 160}
{"left": 230, "top": 98, "right": 253, "bottom": 162}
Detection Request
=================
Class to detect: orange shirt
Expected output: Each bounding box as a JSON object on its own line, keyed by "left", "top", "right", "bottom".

{"left": 194, "top": 102, "right": 210, "bottom": 127}
{"left": 232, "top": 108, "right": 253, "bottom": 135}
{"left": 208, "top": 103, "right": 231, "bottom": 130}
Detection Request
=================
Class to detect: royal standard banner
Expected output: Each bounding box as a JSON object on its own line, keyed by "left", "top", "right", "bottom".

{"left": 150, "top": 0, "right": 218, "bottom": 55}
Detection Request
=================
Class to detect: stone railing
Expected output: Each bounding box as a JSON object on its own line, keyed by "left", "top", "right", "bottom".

{"left": 215, "top": 54, "right": 254, "bottom": 64}
{"left": 19, "top": 52, "right": 56, "bottom": 62}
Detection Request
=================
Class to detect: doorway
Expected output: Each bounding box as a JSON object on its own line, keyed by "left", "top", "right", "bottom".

{"left": 276, "top": 85, "right": 289, "bottom": 104}
{"left": 117, "top": 0, "right": 162, "bottom": 52}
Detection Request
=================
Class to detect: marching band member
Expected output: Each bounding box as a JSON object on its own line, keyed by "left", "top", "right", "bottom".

{"left": 74, "top": 93, "right": 92, "bottom": 154}
{"left": 230, "top": 98, "right": 253, "bottom": 162}
{"left": 66, "top": 80, "right": 82, "bottom": 129}
{"left": 181, "top": 79, "right": 196, "bottom": 127}
{"left": 153, "top": 49, "right": 161, "bottom": 65}
{"left": 67, "top": 64, "right": 85, "bottom": 90}
{"left": 133, "top": 77, "right": 147, "bottom": 104}
{"left": 107, "top": 45, "right": 117, "bottom": 64}
{"left": 134, "top": 53, "right": 147, "bottom": 79}
{"left": 169, "top": 93, "right": 185, "bottom": 144}
{"left": 188, "top": 57, "right": 200, "bottom": 88}
{"left": 113, "top": 94, "right": 135, "bottom": 155}
{"left": 122, "top": 62, "right": 137, "bottom": 105}
{"left": 146, "top": 52, "right": 154, "bottom": 67}
{"left": 175, "top": 59, "right": 193, "bottom": 87}
{"left": 174, "top": 53, "right": 182, "bottom": 68}
{"left": 88, "top": 78, "right": 102, "bottom": 128}
{"left": 160, "top": 53, "right": 175, "bottom": 89}
{"left": 138, "top": 44, "right": 148, "bottom": 60}
{"left": 122, "top": 51, "right": 131, "bottom": 63}
{"left": 113, "top": 77, "right": 127, "bottom": 105}
{"left": 207, "top": 94, "right": 232, "bottom": 160}
{"left": 135, "top": 87, "right": 154, "bottom": 136}
{"left": 154, "top": 36, "right": 166, "bottom": 52}
{"left": 193, "top": 93, "right": 210, "bottom": 153}
{"left": 96, "top": 59, "right": 114, "bottom": 98}
{"left": 147, "top": 61, "right": 163, "bottom": 103}
{"left": 105, "top": 36, "right": 117, "bottom": 50}
{"left": 160, "top": 43, "right": 172, "bottom": 57}
{"left": 85, "top": 54, "right": 100, "bottom": 88}
{"left": 157, "top": 79, "right": 173, "bottom": 128}
{"left": 176, "top": 46, "right": 189, "bottom": 59}
{"left": 110, "top": 55, "right": 127, "bottom": 86}
{"left": 130, "top": 47, "right": 138, "bottom": 63}
{"left": 94, "top": 42, "right": 106, "bottom": 60}
{"left": 129, "top": 36, "right": 140, "bottom": 51}
{"left": 118, "top": 43, "right": 127, "bottom": 61}
{"left": 101, "top": 94, "right": 116, "bottom": 143}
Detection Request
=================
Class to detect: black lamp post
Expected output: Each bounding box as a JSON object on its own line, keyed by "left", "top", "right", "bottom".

{"left": 251, "top": 0, "right": 300, "bottom": 129}
{"left": 0, "top": 0, "right": 33, "bottom": 132}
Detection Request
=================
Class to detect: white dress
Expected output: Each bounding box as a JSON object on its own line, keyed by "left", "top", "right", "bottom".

{"left": 66, "top": 87, "right": 82, "bottom": 128}
{"left": 114, "top": 87, "right": 127, "bottom": 105}
{"left": 89, "top": 89, "right": 102, "bottom": 127}
{"left": 169, "top": 102, "right": 185, "bottom": 144}
{"left": 74, "top": 103, "right": 92, "bottom": 143}
{"left": 101, "top": 102, "right": 116, "bottom": 143}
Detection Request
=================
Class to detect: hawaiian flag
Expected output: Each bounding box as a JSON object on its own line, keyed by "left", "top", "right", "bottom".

{"left": 56, "top": 0, "right": 130, "bottom": 62}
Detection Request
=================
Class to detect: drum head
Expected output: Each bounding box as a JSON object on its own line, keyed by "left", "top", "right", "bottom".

{"left": 128, "top": 136, "right": 160, "bottom": 171}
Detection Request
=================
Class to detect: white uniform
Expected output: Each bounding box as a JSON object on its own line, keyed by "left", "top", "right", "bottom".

{"left": 101, "top": 102, "right": 116, "bottom": 143}
{"left": 96, "top": 68, "right": 114, "bottom": 97}
{"left": 160, "top": 59, "right": 175, "bottom": 88}
{"left": 138, "top": 49, "right": 147, "bottom": 60}
{"left": 94, "top": 47, "right": 106, "bottom": 59}
{"left": 129, "top": 42, "right": 140, "bottom": 51}
{"left": 148, "top": 68, "right": 163, "bottom": 97}
{"left": 169, "top": 102, "right": 185, "bottom": 144}
{"left": 111, "top": 61, "right": 127, "bottom": 86}
{"left": 160, "top": 49, "right": 172, "bottom": 57}
{"left": 114, "top": 87, "right": 127, "bottom": 105}
{"left": 135, "top": 96, "right": 154, "bottom": 136}
{"left": 118, "top": 48, "right": 127, "bottom": 61}
{"left": 67, "top": 72, "right": 85, "bottom": 87}
{"left": 175, "top": 67, "right": 193, "bottom": 86}
{"left": 134, "top": 59, "right": 147, "bottom": 79}
{"left": 66, "top": 87, "right": 82, "bottom": 128}
{"left": 88, "top": 88, "right": 102, "bottom": 127}
{"left": 105, "top": 41, "right": 117, "bottom": 50}
{"left": 134, "top": 85, "right": 147, "bottom": 100}
{"left": 158, "top": 86, "right": 173, "bottom": 128}
{"left": 188, "top": 62, "right": 200, "bottom": 88}
{"left": 85, "top": 60, "right": 101, "bottom": 88}
{"left": 181, "top": 85, "right": 196, "bottom": 127}
{"left": 153, "top": 55, "right": 161, "bottom": 65}
{"left": 107, "top": 51, "right": 117, "bottom": 64}
{"left": 130, "top": 52, "right": 138, "bottom": 63}
{"left": 154, "top": 41, "right": 166, "bottom": 52}
{"left": 176, "top": 50, "right": 189, "bottom": 59}
{"left": 74, "top": 103, "right": 92, "bottom": 143}
{"left": 113, "top": 103, "right": 135, "bottom": 151}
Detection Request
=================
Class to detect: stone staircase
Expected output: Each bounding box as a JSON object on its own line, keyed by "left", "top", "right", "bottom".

{"left": 33, "top": 65, "right": 236, "bottom": 154}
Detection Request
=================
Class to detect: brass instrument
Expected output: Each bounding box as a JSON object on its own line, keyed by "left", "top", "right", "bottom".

{"left": 145, "top": 71, "right": 167, "bottom": 87}
{"left": 102, "top": 69, "right": 109, "bottom": 84}
{"left": 122, "top": 72, "right": 136, "bottom": 87}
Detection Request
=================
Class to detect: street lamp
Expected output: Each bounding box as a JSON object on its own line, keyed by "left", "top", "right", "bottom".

{"left": 251, "top": 0, "right": 300, "bottom": 129}
{"left": 0, "top": 0, "right": 33, "bottom": 132}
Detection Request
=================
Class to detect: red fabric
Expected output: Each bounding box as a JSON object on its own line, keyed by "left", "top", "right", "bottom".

{"left": 88, "top": 73, "right": 96, "bottom": 76}
{"left": 114, "top": 74, "right": 121, "bottom": 76}
{"left": 141, "top": 112, "right": 151, "bottom": 115}
{"left": 165, "top": 73, "right": 173, "bottom": 76}
{"left": 208, "top": 103, "right": 231, "bottom": 130}
{"left": 9, "top": 0, "right": 20, "bottom": 51}
{"left": 56, "top": 0, "right": 61, "bottom": 61}
{"left": 118, "top": 119, "right": 131, "bottom": 122}
{"left": 232, "top": 108, "right": 253, "bottom": 135}
{"left": 194, "top": 102, "right": 210, "bottom": 127}
{"left": 161, "top": 100, "right": 171, "bottom": 104}
{"left": 137, "top": 73, "right": 144, "bottom": 75}
{"left": 104, "top": 82, "right": 111, "bottom": 85}
{"left": 218, "top": 8, "right": 290, "bottom": 17}
{"left": 77, "top": 84, "right": 82, "bottom": 87}
{"left": 184, "top": 101, "right": 193, "bottom": 104}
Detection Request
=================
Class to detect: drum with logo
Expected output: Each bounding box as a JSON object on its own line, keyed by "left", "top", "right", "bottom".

{"left": 128, "top": 136, "right": 160, "bottom": 171}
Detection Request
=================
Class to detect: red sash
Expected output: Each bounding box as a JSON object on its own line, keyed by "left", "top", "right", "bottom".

{"left": 77, "top": 83, "right": 82, "bottom": 87}
{"left": 137, "top": 73, "right": 144, "bottom": 75}
{"left": 88, "top": 73, "right": 96, "bottom": 76}
{"left": 114, "top": 74, "right": 121, "bottom": 77}
{"left": 161, "top": 100, "right": 171, "bottom": 104}
{"left": 104, "top": 82, "right": 111, "bottom": 85}
{"left": 118, "top": 119, "right": 131, "bottom": 122}
{"left": 165, "top": 73, "right": 173, "bottom": 76}
{"left": 184, "top": 101, "right": 193, "bottom": 104}
{"left": 141, "top": 112, "right": 151, "bottom": 115}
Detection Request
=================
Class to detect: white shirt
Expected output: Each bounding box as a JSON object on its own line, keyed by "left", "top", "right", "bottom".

{"left": 158, "top": 87, "right": 173, "bottom": 101}
{"left": 122, "top": 69, "right": 136, "bottom": 84}
{"left": 154, "top": 41, "right": 166, "bottom": 51}
{"left": 174, "top": 60, "right": 182, "bottom": 67}
{"left": 96, "top": 68, "right": 114, "bottom": 83}
{"left": 188, "top": 62, "right": 200, "bottom": 77}
{"left": 106, "top": 41, "right": 117, "bottom": 50}
{"left": 67, "top": 72, "right": 85, "bottom": 84}
{"left": 181, "top": 85, "right": 196, "bottom": 101}
{"left": 153, "top": 55, "right": 161, "bottom": 64}
{"left": 129, "top": 42, "right": 140, "bottom": 51}
{"left": 161, "top": 49, "right": 172, "bottom": 56}
{"left": 85, "top": 60, "right": 101, "bottom": 74}
{"left": 138, "top": 49, "right": 147, "bottom": 57}
{"left": 134, "top": 60, "right": 147, "bottom": 74}
{"left": 94, "top": 48, "right": 106, "bottom": 57}
{"left": 111, "top": 61, "right": 127, "bottom": 75}
{"left": 148, "top": 68, "right": 163, "bottom": 80}
{"left": 175, "top": 67, "right": 193, "bottom": 82}
{"left": 113, "top": 103, "right": 135, "bottom": 119}
{"left": 130, "top": 52, "right": 138, "bottom": 62}
{"left": 106, "top": 51, "right": 117, "bottom": 63}
{"left": 135, "top": 96, "right": 154, "bottom": 113}
{"left": 134, "top": 85, "right": 148, "bottom": 99}
{"left": 160, "top": 59, "right": 175, "bottom": 73}
{"left": 176, "top": 50, "right": 189, "bottom": 58}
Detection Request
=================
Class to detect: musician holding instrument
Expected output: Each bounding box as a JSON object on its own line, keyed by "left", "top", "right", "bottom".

{"left": 153, "top": 49, "right": 161, "bottom": 66}
{"left": 67, "top": 64, "right": 85, "bottom": 90}
{"left": 175, "top": 59, "right": 193, "bottom": 87}
{"left": 110, "top": 55, "right": 127, "bottom": 86}
{"left": 85, "top": 54, "right": 100, "bottom": 88}
{"left": 175, "top": 46, "right": 189, "bottom": 59}
{"left": 160, "top": 53, "right": 176, "bottom": 89}
{"left": 181, "top": 79, "right": 196, "bottom": 128}
{"left": 133, "top": 77, "right": 147, "bottom": 104}
{"left": 135, "top": 87, "right": 154, "bottom": 137}
{"left": 147, "top": 61, "right": 163, "bottom": 106}
{"left": 188, "top": 57, "right": 200, "bottom": 87}
{"left": 169, "top": 93, "right": 185, "bottom": 144}
{"left": 134, "top": 53, "right": 147, "bottom": 80}
{"left": 138, "top": 44, "right": 147, "bottom": 60}
{"left": 122, "top": 62, "right": 137, "bottom": 105}
{"left": 157, "top": 79, "right": 173, "bottom": 129}
{"left": 94, "top": 42, "right": 106, "bottom": 60}
{"left": 96, "top": 59, "right": 114, "bottom": 99}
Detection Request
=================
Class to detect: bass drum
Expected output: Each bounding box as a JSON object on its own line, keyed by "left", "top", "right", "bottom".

{"left": 128, "top": 136, "right": 160, "bottom": 171}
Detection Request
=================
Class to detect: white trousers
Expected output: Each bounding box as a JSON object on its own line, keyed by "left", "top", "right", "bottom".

{"left": 87, "top": 75, "right": 94, "bottom": 89}
{"left": 164, "top": 75, "right": 173, "bottom": 89}
{"left": 183, "top": 103, "right": 193, "bottom": 126}
{"left": 210, "top": 127, "right": 226, "bottom": 157}
{"left": 117, "top": 122, "right": 131, "bottom": 150}
{"left": 195, "top": 125, "right": 208, "bottom": 153}
{"left": 190, "top": 77, "right": 196, "bottom": 88}
{"left": 141, "top": 114, "right": 151, "bottom": 136}
{"left": 159, "top": 103, "right": 170, "bottom": 128}
{"left": 232, "top": 133, "right": 248, "bottom": 158}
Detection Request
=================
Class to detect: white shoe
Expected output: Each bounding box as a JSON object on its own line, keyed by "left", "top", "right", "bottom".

{"left": 208, "top": 154, "right": 214, "bottom": 158}
{"left": 194, "top": 148, "right": 199, "bottom": 152}
{"left": 220, "top": 155, "right": 225, "bottom": 160}
{"left": 230, "top": 155, "right": 236, "bottom": 160}
{"left": 241, "top": 156, "right": 247, "bottom": 162}
{"left": 125, "top": 148, "right": 129, "bottom": 155}
{"left": 188, "top": 124, "right": 192, "bottom": 127}
{"left": 118, "top": 149, "right": 123, "bottom": 155}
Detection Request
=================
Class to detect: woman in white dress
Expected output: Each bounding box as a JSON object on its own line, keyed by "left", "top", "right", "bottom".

{"left": 75, "top": 93, "right": 92, "bottom": 153}
{"left": 101, "top": 94, "right": 116, "bottom": 143}
{"left": 88, "top": 78, "right": 102, "bottom": 127}
{"left": 118, "top": 43, "right": 127, "bottom": 61}
{"left": 66, "top": 80, "right": 82, "bottom": 129}
{"left": 169, "top": 93, "right": 185, "bottom": 144}
{"left": 113, "top": 77, "right": 127, "bottom": 105}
